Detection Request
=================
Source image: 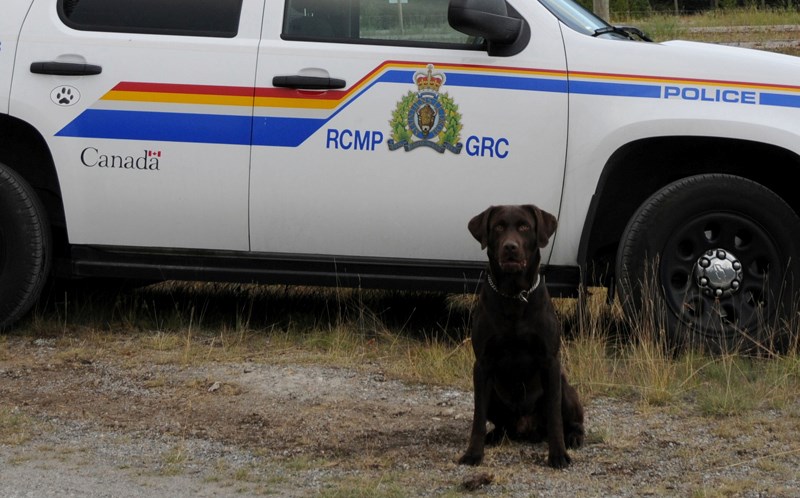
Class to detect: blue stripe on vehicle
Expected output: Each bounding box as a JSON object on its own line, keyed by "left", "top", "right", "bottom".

{"left": 377, "top": 70, "right": 569, "bottom": 93}
{"left": 444, "top": 73, "right": 569, "bottom": 93}
{"left": 569, "top": 80, "right": 662, "bottom": 98}
{"left": 760, "top": 92, "right": 800, "bottom": 108}
{"left": 374, "top": 70, "right": 414, "bottom": 84}
{"left": 252, "top": 117, "right": 327, "bottom": 147}
{"left": 56, "top": 109, "right": 252, "bottom": 145}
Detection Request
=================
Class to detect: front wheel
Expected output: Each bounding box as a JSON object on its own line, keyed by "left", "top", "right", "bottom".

{"left": 0, "top": 162, "right": 51, "bottom": 331}
{"left": 616, "top": 174, "right": 800, "bottom": 353}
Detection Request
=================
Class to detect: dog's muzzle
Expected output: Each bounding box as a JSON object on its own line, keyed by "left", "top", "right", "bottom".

{"left": 499, "top": 241, "right": 528, "bottom": 273}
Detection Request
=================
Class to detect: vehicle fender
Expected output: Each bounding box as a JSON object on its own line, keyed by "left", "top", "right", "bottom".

{"left": 0, "top": 0, "right": 36, "bottom": 115}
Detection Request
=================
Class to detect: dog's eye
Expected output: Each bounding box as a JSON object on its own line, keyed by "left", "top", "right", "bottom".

{"left": 518, "top": 224, "right": 531, "bottom": 232}
{"left": 494, "top": 225, "right": 505, "bottom": 232}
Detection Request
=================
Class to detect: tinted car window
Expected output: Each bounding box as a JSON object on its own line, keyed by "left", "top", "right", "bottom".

{"left": 59, "top": 0, "right": 243, "bottom": 38}
{"left": 283, "top": 0, "right": 482, "bottom": 48}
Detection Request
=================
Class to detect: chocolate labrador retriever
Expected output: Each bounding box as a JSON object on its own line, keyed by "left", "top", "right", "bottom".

{"left": 459, "top": 204, "right": 584, "bottom": 469}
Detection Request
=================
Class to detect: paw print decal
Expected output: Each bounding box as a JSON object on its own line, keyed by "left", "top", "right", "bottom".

{"left": 50, "top": 85, "right": 81, "bottom": 106}
{"left": 56, "top": 87, "right": 74, "bottom": 104}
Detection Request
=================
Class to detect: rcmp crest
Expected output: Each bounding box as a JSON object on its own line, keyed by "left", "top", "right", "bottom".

{"left": 388, "top": 64, "right": 463, "bottom": 154}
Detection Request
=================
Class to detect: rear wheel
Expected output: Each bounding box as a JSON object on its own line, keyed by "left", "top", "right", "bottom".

{"left": 616, "top": 174, "right": 800, "bottom": 353}
{"left": 0, "top": 162, "right": 51, "bottom": 330}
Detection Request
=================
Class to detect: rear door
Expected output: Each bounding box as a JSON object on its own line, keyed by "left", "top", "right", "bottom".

{"left": 12, "top": 0, "right": 263, "bottom": 250}
{"left": 250, "top": 0, "right": 568, "bottom": 263}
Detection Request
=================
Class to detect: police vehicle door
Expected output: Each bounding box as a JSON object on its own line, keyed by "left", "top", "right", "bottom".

{"left": 251, "top": 0, "right": 567, "bottom": 262}
{"left": 13, "top": 0, "right": 263, "bottom": 251}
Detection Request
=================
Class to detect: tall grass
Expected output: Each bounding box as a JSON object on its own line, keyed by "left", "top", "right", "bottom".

{"left": 8, "top": 275, "right": 799, "bottom": 419}
{"left": 562, "top": 283, "right": 800, "bottom": 415}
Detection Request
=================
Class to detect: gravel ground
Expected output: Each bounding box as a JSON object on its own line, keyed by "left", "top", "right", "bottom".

{"left": 2, "top": 336, "right": 800, "bottom": 497}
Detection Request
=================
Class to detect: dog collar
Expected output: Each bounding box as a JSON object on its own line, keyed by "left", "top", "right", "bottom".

{"left": 486, "top": 272, "right": 541, "bottom": 303}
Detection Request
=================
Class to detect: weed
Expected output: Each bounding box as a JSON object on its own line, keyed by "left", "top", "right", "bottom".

{"left": 0, "top": 407, "right": 34, "bottom": 446}
{"left": 160, "top": 444, "right": 188, "bottom": 476}
{"left": 317, "top": 473, "right": 408, "bottom": 498}
{"left": 14, "top": 274, "right": 800, "bottom": 421}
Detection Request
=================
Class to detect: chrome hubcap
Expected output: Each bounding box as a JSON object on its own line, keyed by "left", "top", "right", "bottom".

{"left": 694, "top": 248, "right": 743, "bottom": 298}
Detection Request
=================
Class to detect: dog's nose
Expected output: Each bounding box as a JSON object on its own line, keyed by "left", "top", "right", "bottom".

{"left": 503, "top": 241, "right": 519, "bottom": 253}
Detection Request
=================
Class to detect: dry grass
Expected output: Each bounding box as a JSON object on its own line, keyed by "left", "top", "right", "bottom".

{"left": 564, "top": 286, "right": 800, "bottom": 413}
{"left": 0, "top": 407, "right": 35, "bottom": 446}
{"left": 159, "top": 444, "right": 189, "bottom": 476}
{"left": 616, "top": 8, "right": 800, "bottom": 56}
{"left": 8, "top": 275, "right": 799, "bottom": 423}
{"left": 4, "top": 278, "right": 800, "bottom": 497}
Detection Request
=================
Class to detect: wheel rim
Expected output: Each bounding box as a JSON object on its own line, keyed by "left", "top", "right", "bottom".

{"left": 660, "top": 212, "right": 781, "bottom": 339}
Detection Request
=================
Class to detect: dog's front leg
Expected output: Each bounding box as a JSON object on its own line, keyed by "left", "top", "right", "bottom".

{"left": 459, "top": 362, "right": 491, "bottom": 465}
{"left": 546, "top": 358, "right": 570, "bottom": 468}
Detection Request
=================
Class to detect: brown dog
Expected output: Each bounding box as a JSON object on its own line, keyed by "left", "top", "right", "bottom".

{"left": 459, "top": 205, "right": 584, "bottom": 469}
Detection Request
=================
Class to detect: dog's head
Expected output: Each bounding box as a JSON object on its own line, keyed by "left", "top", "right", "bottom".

{"left": 468, "top": 204, "right": 557, "bottom": 275}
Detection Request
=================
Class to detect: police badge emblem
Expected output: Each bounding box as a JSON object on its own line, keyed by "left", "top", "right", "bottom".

{"left": 388, "top": 64, "right": 463, "bottom": 154}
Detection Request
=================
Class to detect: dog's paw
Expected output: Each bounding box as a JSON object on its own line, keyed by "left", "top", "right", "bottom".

{"left": 566, "top": 426, "right": 585, "bottom": 449}
{"left": 547, "top": 451, "right": 572, "bottom": 469}
{"left": 484, "top": 428, "right": 505, "bottom": 446}
{"left": 458, "top": 452, "right": 484, "bottom": 466}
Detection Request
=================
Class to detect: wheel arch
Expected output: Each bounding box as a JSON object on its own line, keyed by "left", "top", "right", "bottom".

{"left": 0, "top": 114, "right": 68, "bottom": 257}
{"left": 578, "top": 136, "right": 800, "bottom": 288}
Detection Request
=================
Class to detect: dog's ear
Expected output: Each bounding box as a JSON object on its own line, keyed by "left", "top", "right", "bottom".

{"left": 468, "top": 206, "right": 495, "bottom": 249}
{"left": 524, "top": 204, "right": 558, "bottom": 248}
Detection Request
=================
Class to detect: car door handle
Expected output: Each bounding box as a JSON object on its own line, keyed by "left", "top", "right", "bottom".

{"left": 30, "top": 61, "right": 103, "bottom": 76}
{"left": 272, "top": 75, "right": 345, "bottom": 90}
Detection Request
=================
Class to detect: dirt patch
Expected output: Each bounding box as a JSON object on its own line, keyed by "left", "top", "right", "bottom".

{"left": 2, "top": 336, "right": 799, "bottom": 497}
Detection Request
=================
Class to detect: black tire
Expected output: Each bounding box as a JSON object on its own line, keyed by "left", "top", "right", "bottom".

{"left": 616, "top": 174, "right": 800, "bottom": 354}
{"left": 0, "top": 162, "right": 51, "bottom": 331}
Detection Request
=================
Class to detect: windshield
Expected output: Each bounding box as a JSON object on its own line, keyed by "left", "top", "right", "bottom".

{"left": 536, "top": 0, "right": 611, "bottom": 35}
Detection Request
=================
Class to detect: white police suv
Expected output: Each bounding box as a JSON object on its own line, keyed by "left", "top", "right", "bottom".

{"left": 2, "top": 0, "right": 800, "bottom": 350}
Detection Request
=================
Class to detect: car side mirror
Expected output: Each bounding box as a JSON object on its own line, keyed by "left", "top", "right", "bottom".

{"left": 448, "top": 0, "right": 529, "bottom": 56}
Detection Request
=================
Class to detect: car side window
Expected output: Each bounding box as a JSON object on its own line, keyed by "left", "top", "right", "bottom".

{"left": 283, "top": 0, "right": 482, "bottom": 48}
{"left": 58, "top": 0, "right": 244, "bottom": 38}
